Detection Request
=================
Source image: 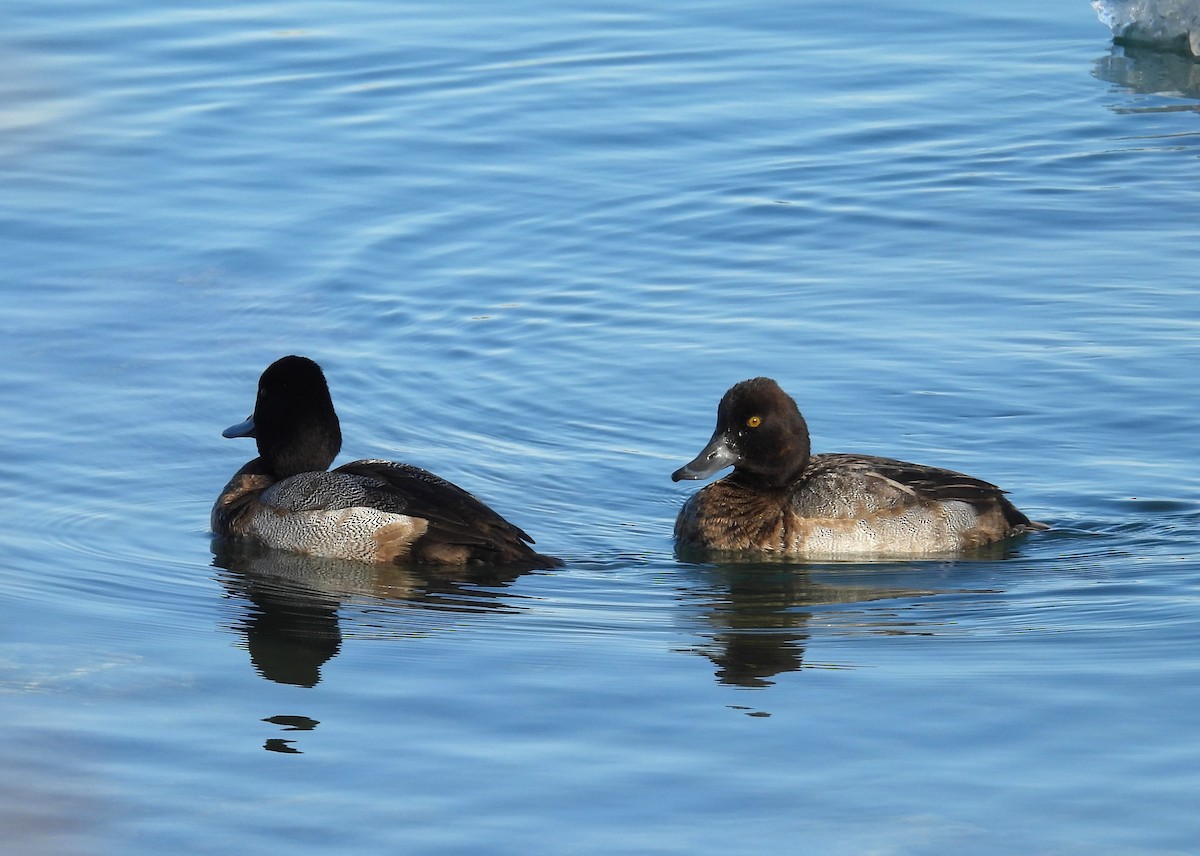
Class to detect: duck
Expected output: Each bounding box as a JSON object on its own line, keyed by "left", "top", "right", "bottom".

{"left": 671, "top": 377, "right": 1047, "bottom": 559}
{"left": 212, "top": 355, "right": 561, "bottom": 568}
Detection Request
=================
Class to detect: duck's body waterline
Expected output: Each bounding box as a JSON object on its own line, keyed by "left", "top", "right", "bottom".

{"left": 213, "top": 465, "right": 433, "bottom": 564}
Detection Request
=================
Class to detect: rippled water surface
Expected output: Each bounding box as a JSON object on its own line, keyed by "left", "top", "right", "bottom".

{"left": 2, "top": 1, "right": 1199, "bottom": 853}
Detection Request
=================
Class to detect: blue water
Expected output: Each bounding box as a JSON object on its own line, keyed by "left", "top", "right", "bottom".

{"left": 3, "top": 1, "right": 1199, "bottom": 853}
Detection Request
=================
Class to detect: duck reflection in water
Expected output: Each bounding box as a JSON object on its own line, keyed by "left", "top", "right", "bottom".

{"left": 212, "top": 538, "right": 528, "bottom": 687}
{"left": 262, "top": 716, "right": 319, "bottom": 754}
{"left": 675, "top": 552, "right": 1017, "bottom": 689}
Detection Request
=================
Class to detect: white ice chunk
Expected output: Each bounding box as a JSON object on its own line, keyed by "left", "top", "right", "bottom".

{"left": 1092, "top": 0, "right": 1200, "bottom": 55}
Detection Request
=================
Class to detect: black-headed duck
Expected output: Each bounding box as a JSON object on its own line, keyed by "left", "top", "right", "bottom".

{"left": 672, "top": 377, "right": 1047, "bottom": 559}
{"left": 212, "top": 356, "right": 560, "bottom": 568}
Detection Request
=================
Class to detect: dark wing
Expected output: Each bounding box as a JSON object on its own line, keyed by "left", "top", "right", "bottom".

{"left": 811, "top": 453, "right": 1039, "bottom": 529}
{"left": 333, "top": 459, "right": 560, "bottom": 567}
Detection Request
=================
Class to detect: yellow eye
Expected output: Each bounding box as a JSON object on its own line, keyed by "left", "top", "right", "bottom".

{"left": 747, "top": 415, "right": 762, "bottom": 428}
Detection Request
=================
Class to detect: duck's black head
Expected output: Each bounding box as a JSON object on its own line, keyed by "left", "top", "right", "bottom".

{"left": 671, "top": 377, "right": 811, "bottom": 489}
{"left": 223, "top": 355, "right": 342, "bottom": 477}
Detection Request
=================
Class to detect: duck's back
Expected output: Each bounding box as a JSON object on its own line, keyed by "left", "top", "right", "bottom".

{"left": 220, "top": 459, "right": 559, "bottom": 567}
{"left": 677, "top": 453, "right": 1044, "bottom": 558}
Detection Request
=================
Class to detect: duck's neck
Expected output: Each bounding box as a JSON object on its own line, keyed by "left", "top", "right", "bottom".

{"left": 261, "top": 423, "right": 340, "bottom": 477}
{"left": 732, "top": 442, "right": 810, "bottom": 491}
